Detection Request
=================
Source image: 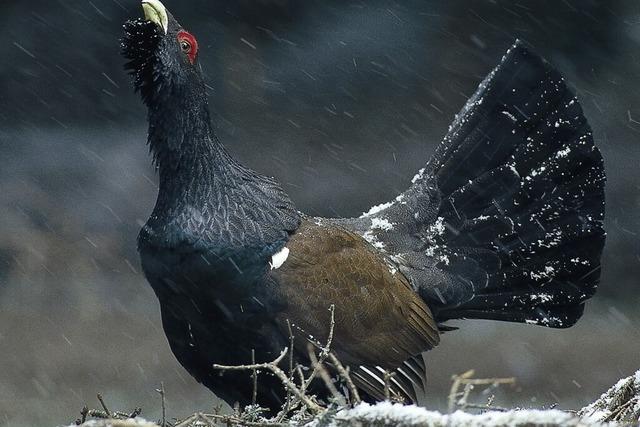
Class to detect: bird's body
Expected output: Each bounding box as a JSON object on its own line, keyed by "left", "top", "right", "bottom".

{"left": 123, "top": 0, "right": 606, "bottom": 411}
{"left": 142, "top": 217, "right": 438, "bottom": 405}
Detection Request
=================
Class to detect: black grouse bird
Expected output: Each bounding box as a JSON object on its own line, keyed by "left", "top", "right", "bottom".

{"left": 122, "top": 0, "right": 606, "bottom": 410}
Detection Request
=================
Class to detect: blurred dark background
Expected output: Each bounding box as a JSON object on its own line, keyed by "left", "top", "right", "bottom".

{"left": 1, "top": 0, "right": 639, "bottom": 426}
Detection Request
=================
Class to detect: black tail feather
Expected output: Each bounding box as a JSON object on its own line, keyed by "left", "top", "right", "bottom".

{"left": 421, "top": 41, "right": 605, "bottom": 328}
{"left": 352, "top": 40, "right": 605, "bottom": 329}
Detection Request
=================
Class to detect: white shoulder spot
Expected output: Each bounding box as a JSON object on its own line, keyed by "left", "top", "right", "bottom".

{"left": 270, "top": 247, "right": 290, "bottom": 270}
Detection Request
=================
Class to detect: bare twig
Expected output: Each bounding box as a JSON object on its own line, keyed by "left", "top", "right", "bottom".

{"left": 459, "top": 383, "right": 474, "bottom": 408}
{"left": 156, "top": 382, "right": 166, "bottom": 427}
{"left": 300, "top": 305, "right": 336, "bottom": 393}
{"left": 86, "top": 410, "right": 109, "bottom": 419}
{"left": 295, "top": 365, "right": 306, "bottom": 385}
{"left": 251, "top": 349, "right": 258, "bottom": 406}
{"left": 327, "top": 353, "right": 361, "bottom": 404}
{"left": 275, "top": 304, "right": 339, "bottom": 419}
{"left": 212, "top": 347, "right": 323, "bottom": 414}
{"left": 173, "top": 412, "right": 211, "bottom": 427}
{"left": 174, "top": 411, "right": 290, "bottom": 427}
{"left": 459, "top": 402, "right": 511, "bottom": 412}
{"left": 383, "top": 370, "right": 393, "bottom": 401}
{"left": 308, "top": 343, "right": 346, "bottom": 406}
{"left": 275, "top": 320, "right": 296, "bottom": 423}
{"left": 287, "top": 322, "right": 295, "bottom": 374}
{"left": 604, "top": 398, "right": 636, "bottom": 422}
{"left": 96, "top": 394, "right": 111, "bottom": 418}
{"left": 448, "top": 370, "right": 515, "bottom": 413}
{"left": 76, "top": 406, "right": 89, "bottom": 425}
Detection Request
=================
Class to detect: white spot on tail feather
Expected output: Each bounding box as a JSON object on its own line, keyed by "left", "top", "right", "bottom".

{"left": 556, "top": 146, "right": 571, "bottom": 158}
{"left": 370, "top": 217, "right": 394, "bottom": 231}
{"left": 361, "top": 201, "right": 394, "bottom": 217}
{"left": 270, "top": 247, "right": 289, "bottom": 270}
{"left": 411, "top": 168, "right": 426, "bottom": 184}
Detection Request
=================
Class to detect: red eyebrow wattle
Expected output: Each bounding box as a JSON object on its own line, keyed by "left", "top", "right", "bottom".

{"left": 177, "top": 30, "right": 198, "bottom": 63}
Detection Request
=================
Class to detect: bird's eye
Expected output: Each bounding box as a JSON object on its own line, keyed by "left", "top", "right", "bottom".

{"left": 180, "top": 40, "right": 191, "bottom": 53}
{"left": 177, "top": 30, "right": 198, "bottom": 64}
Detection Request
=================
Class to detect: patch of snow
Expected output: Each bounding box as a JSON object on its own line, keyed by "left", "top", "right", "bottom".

{"left": 570, "top": 257, "right": 589, "bottom": 265}
{"left": 578, "top": 369, "right": 640, "bottom": 423}
{"left": 528, "top": 165, "right": 547, "bottom": 178}
{"left": 361, "top": 201, "right": 394, "bottom": 218}
{"left": 424, "top": 245, "right": 437, "bottom": 257}
{"left": 501, "top": 110, "right": 517, "bottom": 122}
{"left": 363, "top": 230, "right": 385, "bottom": 250}
{"left": 530, "top": 293, "right": 553, "bottom": 303}
{"left": 321, "top": 402, "right": 581, "bottom": 427}
{"left": 411, "top": 168, "right": 426, "bottom": 184}
{"left": 535, "top": 229, "right": 563, "bottom": 249}
{"left": 73, "top": 418, "right": 157, "bottom": 427}
{"left": 530, "top": 265, "right": 556, "bottom": 281}
{"left": 507, "top": 163, "right": 520, "bottom": 177}
{"left": 556, "top": 146, "right": 571, "bottom": 158}
{"left": 428, "top": 216, "right": 446, "bottom": 237}
{"left": 370, "top": 217, "right": 394, "bottom": 231}
{"left": 553, "top": 118, "right": 571, "bottom": 128}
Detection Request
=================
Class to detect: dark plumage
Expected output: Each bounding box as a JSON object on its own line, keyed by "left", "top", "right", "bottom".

{"left": 121, "top": 0, "right": 606, "bottom": 411}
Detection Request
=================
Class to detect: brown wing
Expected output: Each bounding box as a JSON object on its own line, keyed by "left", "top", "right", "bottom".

{"left": 270, "top": 219, "right": 440, "bottom": 401}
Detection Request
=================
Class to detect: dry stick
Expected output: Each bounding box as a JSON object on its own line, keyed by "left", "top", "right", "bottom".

{"left": 156, "top": 382, "right": 166, "bottom": 427}
{"left": 604, "top": 398, "right": 636, "bottom": 422}
{"left": 75, "top": 398, "right": 140, "bottom": 424}
{"left": 458, "top": 378, "right": 516, "bottom": 386}
{"left": 96, "top": 393, "right": 111, "bottom": 418}
{"left": 129, "top": 408, "right": 143, "bottom": 418}
{"left": 173, "top": 412, "right": 212, "bottom": 427}
{"left": 458, "top": 383, "right": 474, "bottom": 409}
{"left": 308, "top": 343, "right": 346, "bottom": 406}
{"left": 301, "top": 304, "right": 336, "bottom": 393}
{"left": 383, "top": 370, "right": 394, "bottom": 401}
{"left": 295, "top": 365, "right": 306, "bottom": 386}
{"left": 174, "top": 411, "right": 291, "bottom": 427}
{"left": 448, "top": 370, "right": 515, "bottom": 413}
{"left": 449, "top": 370, "right": 476, "bottom": 412}
{"left": 86, "top": 410, "right": 109, "bottom": 419}
{"left": 275, "top": 321, "right": 296, "bottom": 422}
{"left": 77, "top": 406, "right": 89, "bottom": 425}
{"left": 459, "top": 402, "right": 510, "bottom": 412}
{"left": 287, "top": 320, "right": 295, "bottom": 392}
{"left": 277, "top": 304, "right": 338, "bottom": 420}
{"left": 212, "top": 347, "right": 323, "bottom": 414}
{"left": 251, "top": 349, "right": 258, "bottom": 406}
{"left": 326, "top": 353, "right": 361, "bottom": 404}
{"left": 114, "top": 410, "right": 140, "bottom": 419}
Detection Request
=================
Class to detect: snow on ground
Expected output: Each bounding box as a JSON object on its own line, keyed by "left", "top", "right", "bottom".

{"left": 578, "top": 369, "right": 640, "bottom": 423}
{"left": 324, "top": 402, "right": 579, "bottom": 427}
{"left": 71, "top": 419, "right": 157, "bottom": 427}
{"left": 72, "top": 370, "right": 640, "bottom": 427}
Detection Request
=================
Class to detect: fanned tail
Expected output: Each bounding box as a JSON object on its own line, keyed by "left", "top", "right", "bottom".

{"left": 422, "top": 41, "right": 606, "bottom": 327}
{"left": 353, "top": 41, "right": 606, "bottom": 329}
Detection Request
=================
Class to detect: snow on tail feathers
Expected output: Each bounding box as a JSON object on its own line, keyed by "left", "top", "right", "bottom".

{"left": 353, "top": 40, "right": 606, "bottom": 328}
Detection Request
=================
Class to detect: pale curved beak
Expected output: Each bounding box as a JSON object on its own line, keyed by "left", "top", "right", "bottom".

{"left": 142, "top": 0, "right": 168, "bottom": 34}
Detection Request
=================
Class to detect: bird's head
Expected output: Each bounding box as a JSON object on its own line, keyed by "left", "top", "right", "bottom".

{"left": 122, "top": 0, "right": 202, "bottom": 105}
